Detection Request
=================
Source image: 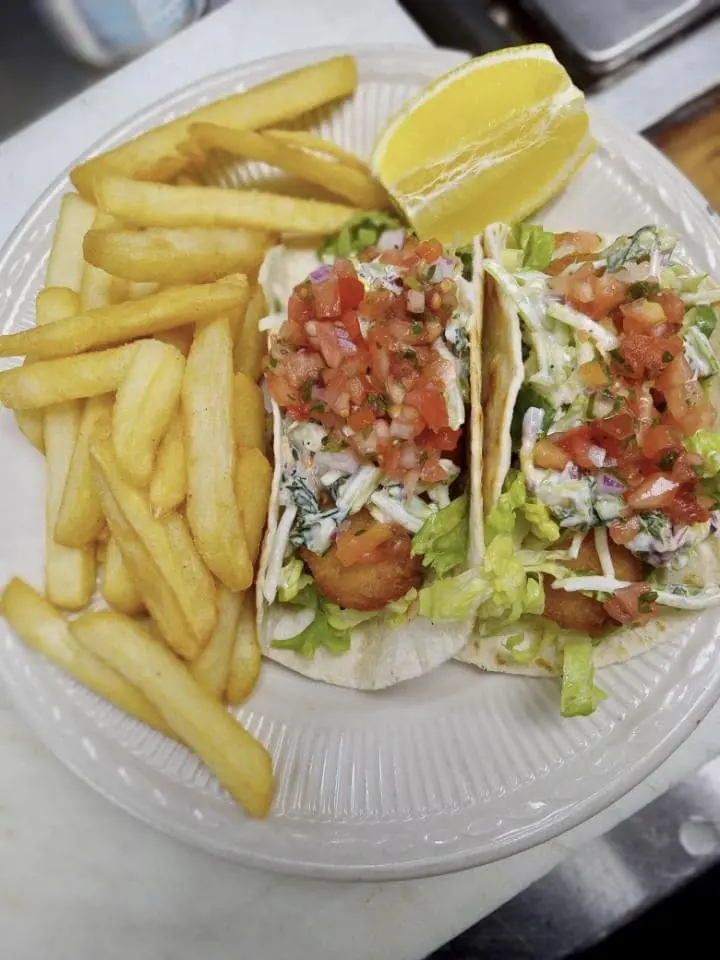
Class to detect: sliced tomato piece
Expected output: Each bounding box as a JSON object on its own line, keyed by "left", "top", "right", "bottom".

{"left": 666, "top": 489, "right": 711, "bottom": 525}
{"left": 650, "top": 291, "right": 685, "bottom": 328}
{"left": 593, "top": 412, "right": 634, "bottom": 441}
{"left": 312, "top": 278, "right": 341, "bottom": 318}
{"left": 404, "top": 383, "right": 448, "bottom": 432}
{"left": 656, "top": 352, "right": 693, "bottom": 393}
{"left": 670, "top": 451, "right": 702, "bottom": 483}
{"left": 625, "top": 473, "right": 680, "bottom": 511}
{"left": 555, "top": 425, "right": 601, "bottom": 470}
{"left": 267, "top": 371, "right": 301, "bottom": 407}
{"left": 554, "top": 231, "right": 602, "bottom": 254}
{"left": 665, "top": 383, "right": 715, "bottom": 435}
{"left": 420, "top": 426, "right": 461, "bottom": 452}
{"left": 283, "top": 349, "right": 325, "bottom": 387}
{"left": 604, "top": 583, "right": 657, "bottom": 626}
{"left": 335, "top": 521, "right": 394, "bottom": 567}
{"left": 640, "top": 424, "right": 681, "bottom": 461}
{"left": 337, "top": 276, "right": 365, "bottom": 311}
{"left": 620, "top": 299, "right": 667, "bottom": 336}
{"left": 416, "top": 239, "right": 443, "bottom": 262}
{"left": 566, "top": 265, "right": 627, "bottom": 319}
{"left": 533, "top": 438, "right": 571, "bottom": 470}
{"left": 338, "top": 309, "right": 363, "bottom": 343}
{"left": 313, "top": 322, "right": 345, "bottom": 369}
{"left": 346, "top": 375, "right": 369, "bottom": 406}
{"left": 420, "top": 449, "right": 448, "bottom": 483}
{"left": 609, "top": 516, "right": 642, "bottom": 545}
{"left": 348, "top": 406, "right": 375, "bottom": 432}
{"left": 286, "top": 403, "right": 312, "bottom": 422}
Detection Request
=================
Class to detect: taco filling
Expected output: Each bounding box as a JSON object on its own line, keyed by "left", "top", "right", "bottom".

{"left": 471, "top": 223, "right": 720, "bottom": 713}
{"left": 260, "top": 235, "right": 479, "bottom": 661}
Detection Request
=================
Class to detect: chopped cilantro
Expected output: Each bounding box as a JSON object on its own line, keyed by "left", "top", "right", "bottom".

{"left": 411, "top": 320, "right": 423, "bottom": 335}
{"left": 638, "top": 589, "right": 658, "bottom": 613}
{"left": 658, "top": 450, "right": 679, "bottom": 470}
{"left": 310, "top": 402, "right": 326, "bottom": 413}
{"left": 300, "top": 381, "right": 313, "bottom": 402}
{"left": 662, "top": 351, "right": 674, "bottom": 363}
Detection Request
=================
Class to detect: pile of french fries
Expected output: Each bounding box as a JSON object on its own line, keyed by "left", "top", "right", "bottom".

{"left": 0, "top": 55, "right": 387, "bottom": 818}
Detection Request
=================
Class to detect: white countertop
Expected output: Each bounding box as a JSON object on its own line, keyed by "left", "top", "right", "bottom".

{"left": 2, "top": 2, "right": 720, "bottom": 958}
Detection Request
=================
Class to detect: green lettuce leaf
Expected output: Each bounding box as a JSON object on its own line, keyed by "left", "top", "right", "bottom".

{"left": 486, "top": 471, "right": 560, "bottom": 544}
{"left": 603, "top": 226, "right": 665, "bottom": 272}
{"left": 418, "top": 568, "right": 493, "bottom": 621}
{"left": 510, "top": 384, "right": 552, "bottom": 447}
{"left": 386, "top": 588, "right": 418, "bottom": 627}
{"left": 319, "top": 211, "right": 405, "bottom": 259}
{"left": 684, "top": 304, "right": 718, "bottom": 339}
{"left": 324, "top": 604, "right": 376, "bottom": 632}
{"left": 560, "top": 640, "right": 607, "bottom": 717}
{"left": 277, "top": 558, "right": 313, "bottom": 603}
{"left": 509, "top": 222, "right": 554, "bottom": 271}
{"left": 476, "top": 535, "right": 545, "bottom": 624}
{"left": 455, "top": 244, "right": 474, "bottom": 281}
{"left": 412, "top": 494, "right": 468, "bottom": 577}
{"left": 685, "top": 431, "right": 720, "bottom": 478}
{"left": 271, "top": 606, "right": 351, "bottom": 659}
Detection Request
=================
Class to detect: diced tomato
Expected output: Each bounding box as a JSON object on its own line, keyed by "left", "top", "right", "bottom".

{"left": 554, "top": 231, "right": 602, "bottom": 254}
{"left": 670, "top": 452, "right": 702, "bottom": 484}
{"left": 614, "top": 333, "right": 682, "bottom": 381}
{"left": 604, "top": 583, "right": 657, "bottom": 626}
{"left": 283, "top": 349, "right": 324, "bottom": 387}
{"left": 348, "top": 406, "right": 375, "bottom": 432}
{"left": 594, "top": 412, "right": 634, "bottom": 440}
{"left": 650, "top": 291, "right": 685, "bottom": 328}
{"left": 665, "top": 381, "right": 715, "bottom": 435}
{"left": 338, "top": 309, "right": 363, "bottom": 343}
{"left": 416, "top": 239, "right": 443, "bottom": 263}
{"left": 267, "top": 371, "right": 300, "bottom": 407}
{"left": 579, "top": 360, "right": 609, "bottom": 387}
{"left": 420, "top": 449, "right": 448, "bottom": 483}
{"left": 640, "top": 424, "right": 681, "bottom": 461}
{"left": 311, "top": 278, "right": 341, "bottom": 318}
{"left": 335, "top": 522, "right": 394, "bottom": 566}
{"left": 287, "top": 287, "right": 313, "bottom": 327}
{"left": 420, "top": 426, "right": 461, "bottom": 452}
{"left": 533, "top": 438, "right": 571, "bottom": 470}
{"left": 620, "top": 299, "right": 667, "bottom": 336}
{"left": 286, "top": 403, "right": 311, "bottom": 422}
{"left": 404, "top": 383, "right": 448, "bottom": 432}
{"left": 555, "top": 425, "right": 601, "bottom": 470}
{"left": 625, "top": 473, "right": 680, "bottom": 511}
{"left": 312, "top": 322, "right": 345, "bottom": 369}
{"left": 337, "top": 275, "right": 365, "bottom": 311}
{"left": 666, "top": 489, "right": 711, "bottom": 525}
{"left": 656, "top": 352, "right": 692, "bottom": 392}
{"left": 346, "top": 375, "right": 369, "bottom": 406}
{"left": 378, "top": 247, "right": 419, "bottom": 268}
{"left": 609, "top": 516, "right": 642, "bottom": 545}
{"left": 565, "top": 265, "right": 627, "bottom": 319}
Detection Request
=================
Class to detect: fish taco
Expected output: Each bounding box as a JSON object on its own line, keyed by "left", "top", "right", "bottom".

{"left": 460, "top": 222, "right": 720, "bottom": 714}
{"left": 256, "top": 221, "right": 485, "bottom": 689}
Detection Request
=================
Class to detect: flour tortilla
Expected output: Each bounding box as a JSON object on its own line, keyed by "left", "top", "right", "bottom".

{"left": 257, "top": 237, "right": 485, "bottom": 690}
{"left": 459, "top": 224, "right": 720, "bottom": 678}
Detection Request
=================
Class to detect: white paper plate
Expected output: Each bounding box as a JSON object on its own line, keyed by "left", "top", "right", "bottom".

{"left": 2, "top": 45, "right": 720, "bottom": 881}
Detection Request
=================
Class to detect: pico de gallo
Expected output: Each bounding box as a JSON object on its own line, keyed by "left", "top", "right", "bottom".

{"left": 484, "top": 222, "right": 720, "bottom": 637}
{"left": 259, "top": 228, "right": 479, "bottom": 659}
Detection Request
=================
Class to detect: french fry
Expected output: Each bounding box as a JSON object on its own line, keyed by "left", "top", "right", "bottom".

{"left": 162, "top": 513, "right": 218, "bottom": 644}
{"left": 44, "top": 402, "right": 96, "bottom": 609}
{"left": 153, "top": 325, "right": 195, "bottom": 356}
{"left": 264, "top": 128, "right": 372, "bottom": 173}
{"left": 45, "top": 193, "right": 96, "bottom": 289}
{"left": 234, "top": 285, "right": 267, "bottom": 379}
{"left": 0, "top": 343, "right": 137, "bottom": 410}
{"left": 101, "top": 536, "right": 144, "bottom": 616}
{"left": 0, "top": 276, "right": 248, "bottom": 360}
{"left": 112, "top": 339, "right": 185, "bottom": 488}
{"left": 149, "top": 417, "right": 186, "bottom": 516}
{"left": 84, "top": 226, "right": 274, "bottom": 285}
{"left": 14, "top": 410, "right": 45, "bottom": 453}
{"left": 232, "top": 372, "right": 265, "bottom": 451}
{"left": 36, "top": 286, "right": 81, "bottom": 325}
{"left": 190, "top": 586, "right": 242, "bottom": 699}
{"left": 80, "top": 212, "right": 128, "bottom": 310}
{"left": 95, "top": 177, "right": 356, "bottom": 235}
{"left": 235, "top": 447, "right": 272, "bottom": 563}
{"left": 55, "top": 394, "right": 113, "bottom": 548}
{"left": 1, "top": 579, "right": 172, "bottom": 737}
{"left": 71, "top": 611, "right": 273, "bottom": 816}
{"left": 70, "top": 55, "right": 357, "bottom": 199}
{"left": 183, "top": 317, "right": 252, "bottom": 591}
{"left": 89, "top": 429, "right": 217, "bottom": 659}
{"left": 190, "top": 123, "right": 388, "bottom": 209}
{"left": 226, "top": 590, "right": 261, "bottom": 706}
{"left": 125, "top": 280, "right": 160, "bottom": 300}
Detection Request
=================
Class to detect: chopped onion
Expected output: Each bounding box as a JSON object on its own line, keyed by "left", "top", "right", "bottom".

{"left": 390, "top": 420, "right": 415, "bottom": 439}
{"left": 566, "top": 463, "right": 582, "bottom": 480}
{"left": 386, "top": 378, "right": 406, "bottom": 404}
{"left": 374, "top": 419, "right": 390, "bottom": 440}
{"left": 403, "top": 469, "right": 421, "bottom": 497}
{"left": 432, "top": 258, "right": 456, "bottom": 281}
{"left": 313, "top": 451, "right": 359, "bottom": 475}
{"left": 596, "top": 472, "right": 625, "bottom": 495}
{"left": 305, "top": 321, "right": 317, "bottom": 336}
{"left": 309, "top": 264, "right": 332, "bottom": 283}
{"left": 407, "top": 289, "right": 425, "bottom": 313}
{"left": 587, "top": 444, "right": 607, "bottom": 468}
{"left": 400, "top": 446, "right": 419, "bottom": 469}
{"left": 377, "top": 228, "right": 405, "bottom": 250}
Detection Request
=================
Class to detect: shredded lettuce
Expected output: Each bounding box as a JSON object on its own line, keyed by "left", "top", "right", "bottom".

{"left": 319, "top": 211, "right": 405, "bottom": 259}
{"left": 418, "top": 568, "right": 493, "bottom": 621}
{"left": 271, "top": 605, "right": 351, "bottom": 659}
{"left": 686, "top": 431, "right": 720, "bottom": 477}
{"left": 560, "top": 640, "right": 607, "bottom": 717}
{"left": 455, "top": 244, "right": 474, "bottom": 282}
{"left": 386, "top": 588, "right": 418, "bottom": 627}
{"left": 477, "top": 535, "right": 545, "bottom": 624}
{"left": 504, "top": 633, "right": 542, "bottom": 664}
{"left": 509, "top": 222, "right": 554, "bottom": 271}
{"left": 277, "top": 558, "right": 312, "bottom": 603}
{"left": 602, "top": 226, "right": 673, "bottom": 273}
{"left": 412, "top": 494, "right": 468, "bottom": 576}
{"left": 486, "top": 471, "right": 560, "bottom": 545}
{"left": 683, "top": 304, "right": 718, "bottom": 339}
{"left": 324, "top": 604, "right": 376, "bottom": 632}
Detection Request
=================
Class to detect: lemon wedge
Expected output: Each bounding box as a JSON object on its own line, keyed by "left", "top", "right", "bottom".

{"left": 371, "top": 45, "right": 594, "bottom": 244}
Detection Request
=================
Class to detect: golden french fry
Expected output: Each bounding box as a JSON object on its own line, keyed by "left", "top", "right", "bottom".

{"left": 149, "top": 417, "right": 186, "bottom": 516}
{"left": 55, "top": 394, "right": 113, "bottom": 547}
{"left": 80, "top": 212, "right": 128, "bottom": 310}
{"left": 45, "top": 193, "right": 96, "bottom": 289}
{"left": 125, "top": 280, "right": 160, "bottom": 300}
{"left": 36, "top": 286, "right": 82, "bottom": 325}
{"left": 2, "top": 579, "right": 172, "bottom": 736}
{"left": 183, "top": 317, "right": 252, "bottom": 591}
{"left": 174, "top": 172, "right": 202, "bottom": 186}
{"left": 264, "top": 128, "right": 371, "bottom": 173}
{"left": 0, "top": 343, "right": 137, "bottom": 410}
{"left": 152, "top": 325, "right": 195, "bottom": 356}
{"left": 95, "top": 177, "right": 356, "bottom": 235}
{"left": 89, "top": 429, "right": 217, "bottom": 659}
{"left": 190, "top": 586, "right": 242, "bottom": 699}
{"left": 232, "top": 372, "right": 265, "bottom": 451}
{"left": 44, "top": 401, "right": 96, "bottom": 609}
{"left": 190, "top": 124, "right": 387, "bottom": 209}
{"left": 84, "top": 226, "right": 273, "bottom": 285}
{"left": 226, "top": 590, "right": 261, "bottom": 706}
{"left": 101, "top": 536, "right": 144, "bottom": 616}
{"left": 234, "top": 285, "right": 267, "bottom": 380}
{"left": 0, "top": 276, "right": 248, "bottom": 360}
{"left": 235, "top": 447, "right": 272, "bottom": 564}
{"left": 70, "top": 55, "right": 357, "bottom": 199}
{"left": 72, "top": 611, "right": 272, "bottom": 816}
{"left": 14, "top": 410, "right": 45, "bottom": 453}
{"left": 112, "top": 339, "right": 185, "bottom": 488}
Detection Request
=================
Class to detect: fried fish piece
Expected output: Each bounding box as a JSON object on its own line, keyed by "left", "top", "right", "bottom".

{"left": 301, "top": 510, "right": 422, "bottom": 612}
